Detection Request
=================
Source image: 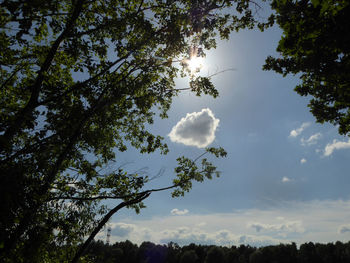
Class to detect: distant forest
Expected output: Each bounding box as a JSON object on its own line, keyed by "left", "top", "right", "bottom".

{"left": 80, "top": 240, "right": 350, "bottom": 263}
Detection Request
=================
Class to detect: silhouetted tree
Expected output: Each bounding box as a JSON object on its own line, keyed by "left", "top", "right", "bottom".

{"left": 205, "top": 246, "right": 225, "bottom": 263}
{"left": 249, "top": 249, "right": 264, "bottom": 263}
{"left": 264, "top": 0, "right": 350, "bottom": 136}
{"left": 226, "top": 246, "right": 240, "bottom": 263}
{"left": 180, "top": 250, "right": 199, "bottom": 263}
{"left": 299, "top": 242, "right": 319, "bottom": 263}
{"left": 114, "top": 240, "right": 138, "bottom": 263}
{"left": 1, "top": 0, "right": 277, "bottom": 261}
{"left": 73, "top": 240, "right": 350, "bottom": 263}
{"left": 166, "top": 242, "right": 181, "bottom": 263}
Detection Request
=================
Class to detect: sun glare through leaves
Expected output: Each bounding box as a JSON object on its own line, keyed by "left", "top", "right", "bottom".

{"left": 183, "top": 46, "right": 205, "bottom": 75}
{"left": 187, "top": 56, "right": 204, "bottom": 74}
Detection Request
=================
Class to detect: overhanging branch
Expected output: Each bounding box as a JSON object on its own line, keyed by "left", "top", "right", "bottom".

{"left": 70, "top": 191, "right": 151, "bottom": 263}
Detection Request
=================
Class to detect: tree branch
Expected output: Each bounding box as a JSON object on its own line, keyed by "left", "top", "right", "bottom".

{"left": 70, "top": 192, "right": 151, "bottom": 263}
{"left": 1, "top": 0, "right": 86, "bottom": 148}
{"left": 5, "top": 58, "right": 144, "bottom": 252}
{"left": 38, "top": 51, "right": 134, "bottom": 105}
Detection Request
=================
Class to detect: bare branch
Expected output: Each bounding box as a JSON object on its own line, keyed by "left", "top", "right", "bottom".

{"left": 70, "top": 192, "right": 151, "bottom": 263}
{"left": 208, "top": 68, "right": 237, "bottom": 78}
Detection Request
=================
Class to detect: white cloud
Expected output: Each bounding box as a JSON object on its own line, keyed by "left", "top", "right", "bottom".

{"left": 282, "top": 176, "right": 291, "bottom": 183}
{"left": 171, "top": 208, "right": 189, "bottom": 216}
{"left": 236, "top": 235, "right": 282, "bottom": 247}
{"left": 196, "top": 222, "right": 207, "bottom": 227}
{"left": 168, "top": 108, "right": 219, "bottom": 148}
{"left": 289, "top": 122, "right": 311, "bottom": 138}
{"left": 338, "top": 224, "right": 350, "bottom": 234}
{"left": 300, "top": 158, "right": 307, "bottom": 164}
{"left": 158, "top": 228, "right": 282, "bottom": 247}
{"left": 105, "top": 199, "right": 350, "bottom": 246}
{"left": 301, "top": 133, "right": 322, "bottom": 146}
{"left": 324, "top": 138, "right": 350, "bottom": 156}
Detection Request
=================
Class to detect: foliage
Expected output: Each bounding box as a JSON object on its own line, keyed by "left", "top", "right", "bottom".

{"left": 0, "top": 0, "right": 269, "bottom": 262}
{"left": 180, "top": 250, "right": 198, "bottom": 263}
{"left": 263, "top": 0, "right": 350, "bottom": 136}
{"left": 83, "top": 240, "right": 350, "bottom": 263}
{"left": 204, "top": 246, "right": 225, "bottom": 263}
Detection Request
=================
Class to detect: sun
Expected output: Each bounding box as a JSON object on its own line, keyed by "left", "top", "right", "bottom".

{"left": 187, "top": 56, "right": 205, "bottom": 74}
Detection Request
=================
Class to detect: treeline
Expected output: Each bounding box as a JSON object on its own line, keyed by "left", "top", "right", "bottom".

{"left": 84, "top": 240, "right": 350, "bottom": 263}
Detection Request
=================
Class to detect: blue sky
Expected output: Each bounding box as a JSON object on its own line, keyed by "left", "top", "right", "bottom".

{"left": 100, "top": 24, "right": 350, "bottom": 247}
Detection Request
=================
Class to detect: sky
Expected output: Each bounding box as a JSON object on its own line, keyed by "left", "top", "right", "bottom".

{"left": 98, "top": 19, "right": 350, "bottom": 247}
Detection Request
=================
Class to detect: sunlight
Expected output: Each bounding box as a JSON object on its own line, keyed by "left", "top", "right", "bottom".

{"left": 187, "top": 56, "right": 204, "bottom": 74}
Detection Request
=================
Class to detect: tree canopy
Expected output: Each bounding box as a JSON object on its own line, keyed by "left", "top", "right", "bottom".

{"left": 264, "top": 0, "right": 350, "bottom": 136}
{"left": 0, "top": 0, "right": 270, "bottom": 262}
{"left": 82, "top": 240, "right": 350, "bottom": 263}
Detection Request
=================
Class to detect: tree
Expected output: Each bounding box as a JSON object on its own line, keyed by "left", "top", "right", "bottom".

{"left": 180, "top": 250, "right": 199, "bottom": 263}
{"left": 0, "top": 0, "right": 268, "bottom": 262}
{"left": 205, "top": 246, "right": 225, "bottom": 263}
{"left": 263, "top": 0, "right": 350, "bottom": 135}
{"left": 137, "top": 241, "right": 168, "bottom": 263}
{"left": 166, "top": 242, "right": 182, "bottom": 263}
{"left": 248, "top": 249, "right": 264, "bottom": 263}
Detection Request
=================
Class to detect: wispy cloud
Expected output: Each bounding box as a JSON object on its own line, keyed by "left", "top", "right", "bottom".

{"left": 301, "top": 133, "right": 322, "bottom": 146}
{"left": 324, "top": 138, "right": 350, "bottom": 156}
{"left": 289, "top": 122, "right": 311, "bottom": 138}
{"left": 171, "top": 208, "right": 189, "bottom": 216}
{"left": 168, "top": 108, "right": 219, "bottom": 148}
{"left": 300, "top": 158, "right": 307, "bottom": 164}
